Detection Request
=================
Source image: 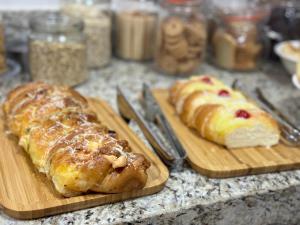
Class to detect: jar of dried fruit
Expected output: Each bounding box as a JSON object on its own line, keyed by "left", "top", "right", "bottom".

{"left": 113, "top": 0, "right": 159, "bottom": 61}
{"left": 61, "top": 0, "right": 112, "bottom": 69}
{"left": 29, "top": 13, "right": 88, "bottom": 86}
{"left": 212, "top": 0, "right": 270, "bottom": 71}
{"left": 155, "top": 0, "right": 207, "bottom": 76}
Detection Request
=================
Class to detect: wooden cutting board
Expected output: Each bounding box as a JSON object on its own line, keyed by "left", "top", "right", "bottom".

{"left": 153, "top": 89, "right": 300, "bottom": 178}
{"left": 0, "top": 98, "right": 169, "bottom": 220}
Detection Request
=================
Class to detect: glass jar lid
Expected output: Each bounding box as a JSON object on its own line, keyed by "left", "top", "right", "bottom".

{"left": 63, "top": 0, "right": 110, "bottom": 5}
{"left": 112, "top": 0, "right": 158, "bottom": 12}
{"left": 161, "top": 0, "right": 204, "bottom": 7}
{"left": 30, "top": 12, "right": 84, "bottom": 34}
{"left": 161, "top": 0, "right": 204, "bottom": 15}
{"left": 213, "top": 0, "right": 270, "bottom": 23}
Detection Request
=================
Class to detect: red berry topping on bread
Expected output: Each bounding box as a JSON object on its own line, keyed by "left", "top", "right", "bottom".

{"left": 201, "top": 76, "right": 213, "bottom": 84}
{"left": 218, "top": 89, "right": 230, "bottom": 97}
{"left": 235, "top": 109, "right": 251, "bottom": 119}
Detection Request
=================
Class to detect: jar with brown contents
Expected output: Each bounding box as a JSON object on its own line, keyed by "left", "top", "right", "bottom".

{"left": 113, "top": 0, "right": 158, "bottom": 61}
{"left": 155, "top": 0, "right": 207, "bottom": 76}
{"left": 29, "top": 13, "right": 88, "bottom": 86}
{"left": 212, "top": 1, "right": 270, "bottom": 71}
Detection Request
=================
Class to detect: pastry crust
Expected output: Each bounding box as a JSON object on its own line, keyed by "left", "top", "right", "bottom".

{"left": 169, "top": 75, "right": 280, "bottom": 148}
{"left": 3, "top": 82, "right": 150, "bottom": 197}
{"left": 180, "top": 89, "right": 245, "bottom": 126}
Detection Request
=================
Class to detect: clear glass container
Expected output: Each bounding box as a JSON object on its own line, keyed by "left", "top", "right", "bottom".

{"left": 266, "top": 0, "right": 300, "bottom": 60}
{"left": 29, "top": 13, "right": 88, "bottom": 86}
{"left": 113, "top": 0, "right": 159, "bottom": 61}
{"left": 61, "top": 0, "right": 111, "bottom": 69}
{"left": 154, "top": 0, "right": 207, "bottom": 76}
{"left": 0, "top": 14, "right": 7, "bottom": 74}
{"left": 212, "top": 0, "right": 270, "bottom": 71}
{"left": 268, "top": 0, "right": 300, "bottom": 40}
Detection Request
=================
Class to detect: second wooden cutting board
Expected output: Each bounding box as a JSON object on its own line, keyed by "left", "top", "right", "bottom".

{"left": 153, "top": 89, "right": 300, "bottom": 178}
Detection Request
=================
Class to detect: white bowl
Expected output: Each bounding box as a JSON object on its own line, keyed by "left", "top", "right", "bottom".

{"left": 292, "top": 74, "right": 300, "bottom": 89}
{"left": 274, "top": 40, "right": 300, "bottom": 75}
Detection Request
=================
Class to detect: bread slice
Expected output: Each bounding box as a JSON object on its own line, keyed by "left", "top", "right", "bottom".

{"left": 225, "top": 125, "right": 280, "bottom": 148}
{"left": 170, "top": 76, "right": 228, "bottom": 113}
{"left": 192, "top": 101, "right": 280, "bottom": 148}
{"left": 180, "top": 90, "right": 245, "bottom": 126}
{"left": 169, "top": 75, "right": 280, "bottom": 149}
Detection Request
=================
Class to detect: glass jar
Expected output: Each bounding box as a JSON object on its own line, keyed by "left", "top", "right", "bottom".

{"left": 268, "top": 0, "right": 300, "bottom": 40}
{"left": 61, "top": 0, "right": 111, "bottom": 68}
{"left": 113, "top": 0, "right": 158, "bottom": 61}
{"left": 266, "top": 0, "right": 300, "bottom": 60}
{"left": 29, "top": 13, "right": 88, "bottom": 86}
{"left": 212, "top": 0, "right": 270, "bottom": 71}
{"left": 154, "top": 0, "right": 207, "bottom": 76}
{"left": 0, "top": 14, "right": 7, "bottom": 74}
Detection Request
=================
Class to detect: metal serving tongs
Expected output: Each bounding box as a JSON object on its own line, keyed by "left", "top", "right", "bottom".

{"left": 232, "top": 79, "right": 300, "bottom": 147}
{"left": 255, "top": 87, "right": 300, "bottom": 146}
{"left": 117, "top": 86, "right": 186, "bottom": 170}
{"left": 142, "top": 84, "right": 187, "bottom": 159}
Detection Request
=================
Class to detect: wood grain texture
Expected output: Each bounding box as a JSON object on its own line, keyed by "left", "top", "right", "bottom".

{"left": 0, "top": 98, "right": 169, "bottom": 220}
{"left": 153, "top": 89, "right": 300, "bottom": 178}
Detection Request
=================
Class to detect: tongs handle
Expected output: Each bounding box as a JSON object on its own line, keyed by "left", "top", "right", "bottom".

{"left": 117, "top": 87, "right": 175, "bottom": 166}
{"left": 256, "top": 88, "right": 300, "bottom": 132}
{"left": 155, "top": 114, "right": 187, "bottom": 159}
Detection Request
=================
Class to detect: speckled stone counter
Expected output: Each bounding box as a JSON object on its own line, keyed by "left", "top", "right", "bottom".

{"left": 0, "top": 60, "right": 300, "bottom": 225}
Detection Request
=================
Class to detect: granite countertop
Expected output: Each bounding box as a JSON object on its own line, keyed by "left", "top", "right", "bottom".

{"left": 0, "top": 59, "right": 300, "bottom": 225}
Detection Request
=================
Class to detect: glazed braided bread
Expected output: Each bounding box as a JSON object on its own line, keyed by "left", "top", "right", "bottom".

{"left": 3, "top": 82, "right": 150, "bottom": 197}
{"left": 169, "top": 75, "right": 280, "bottom": 148}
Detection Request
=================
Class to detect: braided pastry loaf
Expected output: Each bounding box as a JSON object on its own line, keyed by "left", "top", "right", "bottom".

{"left": 3, "top": 82, "right": 150, "bottom": 197}
{"left": 169, "top": 75, "right": 280, "bottom": 148}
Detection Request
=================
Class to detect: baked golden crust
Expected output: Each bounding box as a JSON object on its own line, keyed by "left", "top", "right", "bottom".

{"left": 180, "top": 89, "right": 245, "bottom": 126}
{"left": 4, "top": 82, "right": 150, "bottom": 197}
{"left": 169, "top": 75, "right": 280, "bottom": 148}
{"left": 169, "top": 80, "right": 185, "bottom": 104}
